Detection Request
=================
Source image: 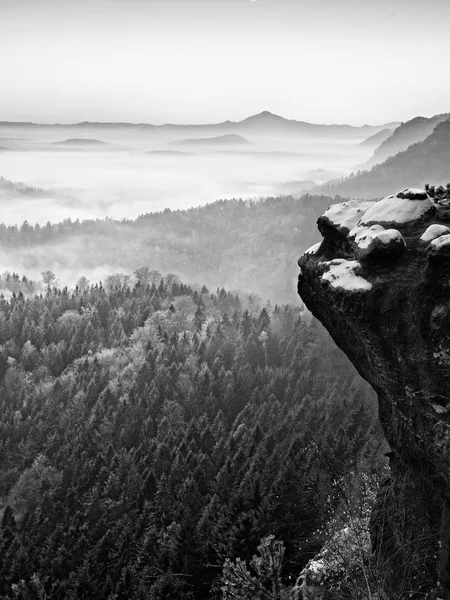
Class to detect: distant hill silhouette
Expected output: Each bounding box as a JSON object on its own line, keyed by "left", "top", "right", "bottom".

{"left": 169, "top": 134, "right": 250, "bottom": 147}
{"left": 359, "top": 128, "right": 393, "bottom": 148}
{"left": 319, "top": 118, "right": 450, "bottom": 199}
{"left": 362, "top": 113, "right": 450, "bottom": 167}
{"left": 0, "top": 112, "right": 398, "bottom": 139}
{"left": 0, "top": 175, "right": 49, "bottom": 197}
{"left": 146, "top": 150, "right": 193, "bottom": 156}
{"left": 53, "top": 138, "right": 108, "bottom": 145}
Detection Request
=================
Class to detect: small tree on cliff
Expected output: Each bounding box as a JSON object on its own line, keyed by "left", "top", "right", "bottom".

{"left": 299, "top": 430, "right": 437, "bottom": 600}
{"left": 221, "top": 535, "right": 289, "bottom": 600}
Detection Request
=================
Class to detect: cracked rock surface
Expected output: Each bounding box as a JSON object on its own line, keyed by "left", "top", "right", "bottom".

{"left": 298, "top": 188, "right": 450, "bottom": 598}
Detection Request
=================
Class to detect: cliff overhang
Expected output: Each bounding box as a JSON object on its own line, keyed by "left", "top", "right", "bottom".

{"left": 298, "top": 188, "right": 450, "bottom": 598}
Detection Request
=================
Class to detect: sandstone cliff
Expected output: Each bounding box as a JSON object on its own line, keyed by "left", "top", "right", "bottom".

{"left": 298, "top": 188, "right": 450, "bottom": 599}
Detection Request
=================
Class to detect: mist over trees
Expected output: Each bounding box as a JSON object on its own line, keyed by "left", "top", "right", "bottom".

{"left": 0, "top": 194, "right": 336, "bottom": 304}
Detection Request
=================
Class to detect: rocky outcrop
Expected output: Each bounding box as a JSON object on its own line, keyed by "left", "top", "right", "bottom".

{"left": 292, "top": 518, "right": 371, "bottom": 599}
{"left": 298, "top": 188, "right": 450, "bottom": 599}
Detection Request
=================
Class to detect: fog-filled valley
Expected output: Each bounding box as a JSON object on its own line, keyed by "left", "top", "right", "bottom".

{"left": 1, "top": 108, "right": 450, "bottom": 599}
{"left": 0, "top": 113, "right": 386, "bottom": 226}
{"left": 0, "top": 113, "right": 398, "bottom": 302}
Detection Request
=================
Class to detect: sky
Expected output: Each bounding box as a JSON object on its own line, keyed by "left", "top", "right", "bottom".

{"left": 1, "top": 0, "right": 450, "bottom": 126}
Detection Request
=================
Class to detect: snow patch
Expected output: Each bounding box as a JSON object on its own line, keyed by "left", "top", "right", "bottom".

{"left": 307, "top": 559, "right": 326, "bottom": 575}
{"left": 349, "top": 224, "right": 404, "bottom": 250}
{"left": 359, "top": 190, "right": 433, "bottom": 225}
{"left": 433, "top": 346, "right": 449, "bottom": 365}
{"left": 430, "top": 234, "right": 450, "bottom": 251}
{"left": 304, "top": 242, "right": 322, "bottom": 255}
{"left": 349, "top": 224, "right": 385, "bottom": 249}
{"left": 321, "top": 259, "right": 372, "bottom": 291}
{"left": 376, "top": 229, "right": 405, "bottom": 245}
{"left": 420, "top": 225, "right": 450, "bottom": 242}
{"left": 323, "top": 200, "right": 375, "bottom": 231}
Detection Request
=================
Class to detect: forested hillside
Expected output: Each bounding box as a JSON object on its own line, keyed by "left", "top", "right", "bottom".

{"left": 319, "top": 119, "right": 450, "bottom": 199}
{"left": 0, "top": 273, "right": 381, "bottom": 599}
{"left": 0, "top": 194, "right": 337, "bottom": 304}
{"left": 364, "top": 113, "right": 449, "bottom": 167}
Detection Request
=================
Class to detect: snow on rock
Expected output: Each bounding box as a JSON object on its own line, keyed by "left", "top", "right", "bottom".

{"left": 349, "top": 224, "right": 404, "bottom": 248}
{"left": 349, "top": 224, "right": 385, "bottom": 249}
{"left": 421, "top": 224, "right": 450, "bottom": 243}
{"left": 429, "top": 234, "right": 450, "bottom": 252}
{"left": 432, "top": 404, "right": 448, "bottom": 414}
{"left": 349, "top": 224, "right": 405, "bottom": 259}
{"left": 306, "top": 558, "right": 326, "bottom": 576}
{"left": 376, "top": 229, "right": 405, "bottom": 245}
{"left": 320, "top": 259, "right": 372, "bottom": 291}
{"left": 293, "top": 559, "right": 327, "bottom": 600}
{"left": 322, "top": 199, "right": 375, "bottom": 232}
{"left": 304, "top": 242, "right": 322, "bottom": 255}
{"left": 359, "top": 189, "right": 433, "bottom": 226}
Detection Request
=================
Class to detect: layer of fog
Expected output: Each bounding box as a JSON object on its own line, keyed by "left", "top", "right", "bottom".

{"left": 0, "top": 124, "right": 376, "bottom": 226}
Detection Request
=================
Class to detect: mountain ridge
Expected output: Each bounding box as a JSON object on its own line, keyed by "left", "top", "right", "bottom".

{"left": 0, "top": 111, "right": 400, "bottom": 136}
{"left": 362, "top": 112, "right": 450, "bottom": 167}
{"left": 317, "top": 117, "right": 450, "bottom": 199}
{"left": 359, "top": 128, "right": 393, "bottom": 148}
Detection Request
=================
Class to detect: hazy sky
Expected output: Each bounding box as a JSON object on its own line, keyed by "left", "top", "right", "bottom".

{"left": 1, "top": 0, "right": 449, "bottom": 125}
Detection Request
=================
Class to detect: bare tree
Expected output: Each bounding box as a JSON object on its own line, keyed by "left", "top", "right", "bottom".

{"left": 134, "top": 266, "right": 151, "bottom": 287}
{"left": 76, "top": 276, "right": 90, "bottom": 292}
{"left": 41, "top": 270, "right": 57, "bottom": 292}
{"left": 148, "top": 269, "right": 162, "bottom": 285}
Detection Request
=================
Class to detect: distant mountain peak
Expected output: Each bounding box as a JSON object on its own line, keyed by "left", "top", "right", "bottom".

{"left": 235, "top": 111, "right": 390, "bottom": 135}
{"left": 258, "top": 110, "right": 279, "bottom": 118}
{"left": 243, "top": 111, "right": 286, "bottom": 122}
